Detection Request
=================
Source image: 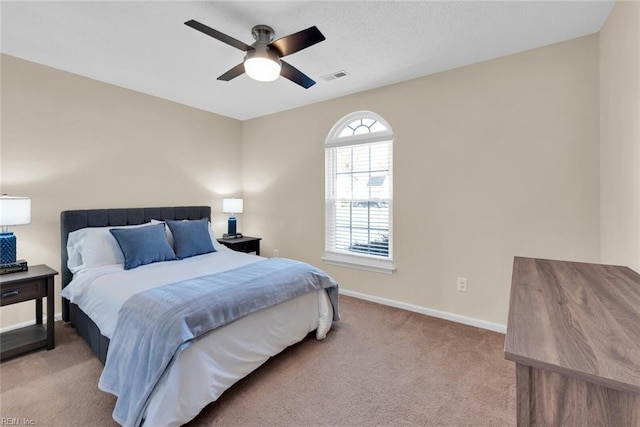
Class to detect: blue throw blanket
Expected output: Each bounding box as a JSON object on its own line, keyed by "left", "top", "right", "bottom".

{"left": 98, "top": 258, "right": 339, "bottom": 427}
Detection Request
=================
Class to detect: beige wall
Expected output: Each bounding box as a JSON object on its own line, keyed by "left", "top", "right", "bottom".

{"left": 1, "top": 30, "right": 611, "bottom": 330}
{"left": 0, "top": 54, "right": 243, "bottom": 327}
{"left": 600, "top": 0, "right": 640, "bottom": 272}
{"left": 242, "top": 35, "right": 601, "bottom": 326}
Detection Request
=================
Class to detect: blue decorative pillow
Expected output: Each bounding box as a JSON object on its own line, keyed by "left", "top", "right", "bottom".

{"left": 166, "top": 218, "right": 216, "bottom": 259}
{"left": 109, "top": 224, "right": 176, "bottom": 270}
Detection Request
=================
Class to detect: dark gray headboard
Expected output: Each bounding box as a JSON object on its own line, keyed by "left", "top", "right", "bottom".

{"left": 60, "top": 206, "right": 211, "bottom": 321}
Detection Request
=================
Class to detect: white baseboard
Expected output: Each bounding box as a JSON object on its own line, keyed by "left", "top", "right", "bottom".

{"left": 339, "top": 289, "right": 506, "bottom": 334}
{"left": 1, "top": 296, "right": 507, "bottom": 335}
{"left": 0, "top": 312, "right": 63, "bottom": 334}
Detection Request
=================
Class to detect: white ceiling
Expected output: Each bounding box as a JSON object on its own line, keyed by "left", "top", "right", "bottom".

{"left": 1, "top": 1, "right": 614, "bottom": 121}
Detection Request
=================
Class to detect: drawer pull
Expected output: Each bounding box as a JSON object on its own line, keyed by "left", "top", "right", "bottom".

{"left": 1, "top": 290, "right": 21, "bottom": 298}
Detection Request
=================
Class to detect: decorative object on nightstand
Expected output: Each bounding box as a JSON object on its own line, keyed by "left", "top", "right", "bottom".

{"left": 0, "top": 195, "right": 31, "bottom": 272}
{"left": 222, "top": 198, "right": 244, "bottom": 239}
{"left": 217, "top": 236, "right": 261, "bottom": 256}
{"left": 0, "top": 264, "right": 58, "bottom": 360}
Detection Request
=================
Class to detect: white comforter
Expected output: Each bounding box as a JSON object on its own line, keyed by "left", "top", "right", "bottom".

{"left": 61, "top": 249, "right": 334, "bottom": 426}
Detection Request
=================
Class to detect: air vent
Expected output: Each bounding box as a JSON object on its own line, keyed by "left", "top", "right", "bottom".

{"left": 321, "top": 70, "right": 350, "bottom": 82}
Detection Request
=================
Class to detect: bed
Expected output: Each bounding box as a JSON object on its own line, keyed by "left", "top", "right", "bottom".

{"left": 60, "top": 206, "right": 339, "bottom": 427}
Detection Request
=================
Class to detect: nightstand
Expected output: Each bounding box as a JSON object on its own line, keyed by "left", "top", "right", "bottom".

{"left": 217, "top": 236, "right": 262, "bottom": 255}
{"left": 0, "top": 265, "right": 58, "bottom": 361}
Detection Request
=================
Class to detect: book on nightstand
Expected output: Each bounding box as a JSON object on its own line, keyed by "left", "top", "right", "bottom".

{"left": 0, "top": 260, "right": 28, "bottom": 275}
{"left": 222, "top": 233, "right": 243, "bottom": 239}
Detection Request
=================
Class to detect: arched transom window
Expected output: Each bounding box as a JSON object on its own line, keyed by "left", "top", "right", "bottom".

{"left": 324, "top": 111, "right": 394, "bottom": 274}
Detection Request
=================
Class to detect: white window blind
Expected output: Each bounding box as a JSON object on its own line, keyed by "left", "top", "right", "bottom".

{"left": 324, "top": 112, "right": 394, "bottom": 273}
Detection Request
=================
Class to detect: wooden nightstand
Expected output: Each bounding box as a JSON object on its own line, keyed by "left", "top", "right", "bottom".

{"left": 0, "top": 265, "right": 58, "bottom": 361}
{"left": 217, "top": 236, "right": 262, "bottom": 255}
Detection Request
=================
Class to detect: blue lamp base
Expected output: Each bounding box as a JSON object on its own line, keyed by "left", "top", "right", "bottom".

{"left": 0, "top": 232, "right": 17, "bottom": 264}
{"left": 227, "top": 216, "right": 237, "bottom": 236}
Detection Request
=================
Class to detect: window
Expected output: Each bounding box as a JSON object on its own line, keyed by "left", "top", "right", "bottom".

{"left": 324, "top": 111, "right": 394, "bottom": 274}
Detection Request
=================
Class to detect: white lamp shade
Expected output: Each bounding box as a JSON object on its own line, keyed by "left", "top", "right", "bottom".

{"left": 0, "top": 196, "right": 31, "bottom": 226}
{"left": 222, "top": 198, "right": 244, "bottom": 214}
{"left": 244, "top": 56, "right": 282, "bottom": 82}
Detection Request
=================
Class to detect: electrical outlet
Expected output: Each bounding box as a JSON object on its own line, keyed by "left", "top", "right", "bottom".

{"left": 273, "top": 249, "right": 279, "bottom": 258}
{"left": 456, "top": 277, "right": 468, "bottom": 293}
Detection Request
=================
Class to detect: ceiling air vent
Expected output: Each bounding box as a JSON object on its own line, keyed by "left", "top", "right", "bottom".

{"left": 320, "top": 70, "right": 349, "bottom": 82}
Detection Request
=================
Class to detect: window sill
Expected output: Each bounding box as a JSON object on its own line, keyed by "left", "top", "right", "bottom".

{"left": 322, "top": 251, "right": 395, "bottom": 274}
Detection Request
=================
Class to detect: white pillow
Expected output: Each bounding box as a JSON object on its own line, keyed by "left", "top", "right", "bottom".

{"left": 67, "top": 223, "right": 153, "bottom": 273}
{"left": 150, "top": 219, "right": 227, "bottom": 252}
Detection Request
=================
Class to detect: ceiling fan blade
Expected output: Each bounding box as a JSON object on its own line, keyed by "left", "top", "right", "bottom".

{"left": 280, "top": 61, "right": 316, "bottom": 89}
{"left": 217, "top": 63, "right": 246, "bottom": 81}
{"left": 185, "top": 20, "right": 253, "bottom": 52}
{"left": 269, "top": 26, "right": 325, "bottom": 57}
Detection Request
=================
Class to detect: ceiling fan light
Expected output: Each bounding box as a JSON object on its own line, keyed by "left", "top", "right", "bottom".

{"left": 245, "top": 56, "right": 281, "bottom": 82}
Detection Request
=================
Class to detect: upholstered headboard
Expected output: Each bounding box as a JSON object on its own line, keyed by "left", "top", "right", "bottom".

{"left": 60, "top": 206, "right": 211, "bottom": 321}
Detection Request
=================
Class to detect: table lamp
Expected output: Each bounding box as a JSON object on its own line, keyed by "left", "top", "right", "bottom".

{"left": 222, "top": 198, "right": 243, "bottom": 238}
{"left": 0, "top": 195, "right": 31, "bottom": 265}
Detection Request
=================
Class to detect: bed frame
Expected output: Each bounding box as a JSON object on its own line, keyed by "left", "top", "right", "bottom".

{"left": 60, "top": 206, "right": 211, "bottom": 363}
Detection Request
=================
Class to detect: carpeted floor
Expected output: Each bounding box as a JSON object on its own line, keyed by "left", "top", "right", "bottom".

{"left": 0, "top": 296, "right": 516, "bottom": 426}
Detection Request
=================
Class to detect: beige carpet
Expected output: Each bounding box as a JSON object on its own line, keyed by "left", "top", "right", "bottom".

{"left": 0, "top": 296, "right": 516, "bottom": 426}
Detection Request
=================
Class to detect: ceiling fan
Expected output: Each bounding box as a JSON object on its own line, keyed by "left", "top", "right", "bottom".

{"left": 185, "top": 20, "right": 326, "bottom": 89}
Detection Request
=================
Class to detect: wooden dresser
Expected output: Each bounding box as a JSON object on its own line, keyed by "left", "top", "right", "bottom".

{"left": 505, "top": 257, "right": 640, "bottom": 426}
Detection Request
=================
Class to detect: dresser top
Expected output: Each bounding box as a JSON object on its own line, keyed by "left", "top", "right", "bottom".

{"left": 505, "top": 257, "right": 640, "bottom": 393}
